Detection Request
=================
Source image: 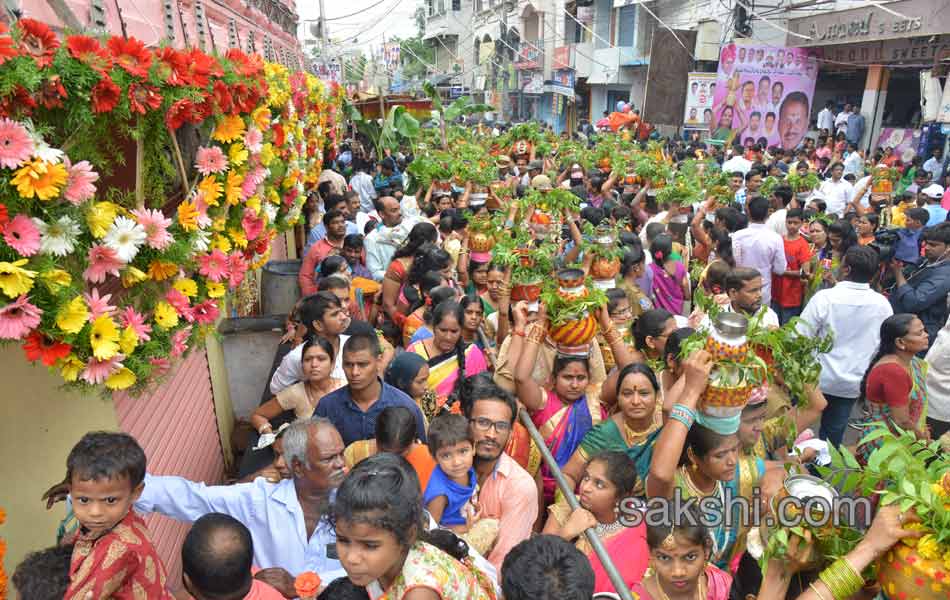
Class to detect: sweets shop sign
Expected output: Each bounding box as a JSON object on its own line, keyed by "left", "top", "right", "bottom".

{"left": 788, "top": 0, "right": 950, "bottom": 47}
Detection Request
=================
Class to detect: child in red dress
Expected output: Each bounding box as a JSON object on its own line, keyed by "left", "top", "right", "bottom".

{"left": 62, "top": 431, "right": 173, "bottom": 599}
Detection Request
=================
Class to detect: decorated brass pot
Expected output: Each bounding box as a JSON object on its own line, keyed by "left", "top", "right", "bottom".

{"left": 549, "top": 312, "right": 598, "bottom": 347}
{"left": 878, "top": 541, "right": 950, "bottom": 600}
{"left": 705, "top": 313, "right": 750, "bottom": 363}
{"left": 556, "top": 268, "right": 588, "bottom": 301}
{"left": 590, "top": 256, "right": 620, "bottom": 281}
{"left": 468, "top": 231, "right": 495, "bottom": 252}
{"left": 511, "top": 279, "right": 543, "bottom": 303}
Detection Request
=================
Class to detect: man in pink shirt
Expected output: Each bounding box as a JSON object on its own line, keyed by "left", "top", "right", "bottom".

{"left": 299, "top": 209, "right": 347, "bottom": 296}
{"left": 182, "top": 513, "right": 289, "bottom": 599}
{"left": 464, "top": 377, "right": 539, "bottom": 572}
{"left": 732, "top": 195, "right": 787, "bottom": 305}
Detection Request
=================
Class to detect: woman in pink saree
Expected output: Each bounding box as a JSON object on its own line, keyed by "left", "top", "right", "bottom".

{"left": 543, "top": 451, "right": 650, "bottom": 594}
{"left": 631, "top": 504, "right": 733, "bottom": 600}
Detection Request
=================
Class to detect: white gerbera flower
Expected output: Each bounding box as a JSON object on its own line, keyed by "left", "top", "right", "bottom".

{"left": 33, "top": 215, "right": 81, "bottom": 257}
{"left": 103, "top": 216, "right": 147, "bottom": 262}
{"left": 33, "top": 140, "right": 65, "bottom": 164}
{"left": 193, "top": 228, "right": 212, "bottom": 252}
{"left": 263, "top": 203, "right": 278, "bottom": 224}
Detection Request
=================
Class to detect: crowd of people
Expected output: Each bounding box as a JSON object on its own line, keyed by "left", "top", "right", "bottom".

{"left": 10, "top": 118, "right": 950, "bottom": 600}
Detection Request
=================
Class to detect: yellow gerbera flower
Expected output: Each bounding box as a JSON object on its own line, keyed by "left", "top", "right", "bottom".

{"left": 154, "top": 301, "right": 179, "bottom": 329}
{"left": 251, "top": 106, "right": 270, "bottom": 130}
{"left": 56, "top": 296, "right": 88, "bottom": 334}
{"left": 211, "top": 233, "right": 232, "bottom": 253}
{"left": 173, "top": 278, "right": 198, "bottom": 298}
{"left": 11, "top": 159, "right": 69, "bottom": 201}
{"left": 198, "top": 176, "right": 223, "bottom": 207}
{"left": 148, "top": 260, "right": 178, "bottom": 281}
{"left": 86, "top": 201, "right": 119, "bottom": 239}
{"left": 89, "top": 315, "right": 120, "bottom": 360}
{"left": 206, "top": 281, "right": 226, "bottom": 298}
{"left": 212, "top": 114, "right": 246, "bottom": 143}
{"left": 121, "top": 265, "right": 148, "bottom": 288}
{"left": 260, "top": 143, "right": 275, "bottom": 167}
{"left": 119, "top": 325, "right": 138, "bottom": 355}
{"left": 229, "top": 142, "right": 248, "bottom": 167}
{"left": 246, "top": 195, "right": 261, "bottom": 213}
{"left": 41, "top": 269, "right": 72, "bottom": 292}
{"left": 0, "top": 259, "right": 36, "bottom": 298}
{"left": 60, "top": 354, "right": 84, "bottom": 382}
{"left": 267, "top": 189, "right": 281, "bottom": 205}
{"left": 228, "top": 227, "right": 248, "bottom": 249}
{"left": 225, "top": 170, "right": 244, "bottom": 206}
{"left": 105, "top": 367, "right": 137, "bottom": 390}
{"left": 212, "top": 215, "right": 228, "bottom": 233}
{"left": 918, "top": 534, "right": 942, "bottom": 561}
{"left": 177, "top": 200, "right": 199, "bottom": 231}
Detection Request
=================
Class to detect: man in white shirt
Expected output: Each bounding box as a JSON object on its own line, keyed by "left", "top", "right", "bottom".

{"left": 923, "top": 147, "right": 944, "bottom": 180}
{"left": 732, "top": 196, "right": 787, "bottom": 305}
{"left": 766, "top": 184, "right": 795, "bottom": 238}
{"left": 834, "top": 103, "right": 851, "bottom": 136}
{"left": 270, "top": 292, "right": 351, "bottom": 394}
{"left": 799, "top": 246, "right": 893, "bottom": 446}
{"left": 842, "top": 143, "right": 864, "bottom": 179}
{"left": 816, "top": 99, "right": 835, "bottom": 134}
{"left": 350, "top": 160, "right": 378, "bottom": 214}
{"left": 817, "top": 162, "right": 854, "bottom": 217}
{"left": 364, "top": 195, "right": 421, "bottom": 281}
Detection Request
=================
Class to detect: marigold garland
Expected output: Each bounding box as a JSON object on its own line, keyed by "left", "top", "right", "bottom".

{"left": 0, "top": 19, "right": 343, "bottom": 394}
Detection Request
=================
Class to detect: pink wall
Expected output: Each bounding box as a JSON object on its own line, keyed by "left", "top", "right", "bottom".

{"left": 114, "top": 349, "right": 225, "bottom": 589}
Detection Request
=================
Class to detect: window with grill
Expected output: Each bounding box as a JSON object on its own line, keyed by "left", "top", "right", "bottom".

{"left": 616, "top": 4, "right": 636, "bottom": 47}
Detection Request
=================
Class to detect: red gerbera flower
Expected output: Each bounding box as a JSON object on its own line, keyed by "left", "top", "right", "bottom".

{"left": 225, "top": 48, "right": 263, "bottom": 78}
{"left": 191, "top": 92, "right": 214, "bottom": 122}
{"left": 0, "top": 23, "right": 19, "bottom": 65}
{"left": 36, "top": 75, "right": 67, "bottom": 109}
{"left": 91, "top": 76, "right": 121, "bottom": 113}
{"left": 212, "top": 80, "right": 233, "bottom": 114}
{"left": 0, "top": 204, "right": 9, "bottom": 229}
{"left": 166, "top": 97, "right": 194, "bottom": 130}
{"left": 0, "top": 85, "right": 36, "bottom": 119}
{"left": 66, "top": 35, "right": 112, "bottom": 73}
{"left": 154, "top": 47, "right": 190, "bottom": 86}
{"left": 273, "top": 123, "right": 285, "bottom": 148}
{"left": 23, "top": 331, "right": 72, "bottom": 367}
{"left": 107, "top": 36, "right": 152, "bottom": 78}
{"left": 17, "top": 18, "right": 59, "bottom": 68}
{"left": 127, "top": 82, "right": 162, "bottom": 114}
{"left": 182, "top": 48, "right": 216, "bottom": 88}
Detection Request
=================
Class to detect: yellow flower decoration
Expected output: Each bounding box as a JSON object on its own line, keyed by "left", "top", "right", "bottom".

{"left": 105, "top": 367, "right": 136, "bottom": 390}
{"left": 153, "top": 301, "right": 179, "bottom": 329}
{"left": 173, "top": 278, "right": 198, "bottom": 298}
{"left": 251, "top": 106, "right": 270, "bottom": 130}
{"left": 121, "top": 265, "right": 148, "bottom": 288}
{"left": 41, "top": 269, "right": 72, "bottom": 292}
{"left": 198, "top": 176, "right": 223, "bottom": 207}
{"left": 60, "top": 354, "right": 84, "bottom": 382}
{"left": 0, "top": 259, "right": 36, "bottom": 298}
{"left": 267, "top": 189, "right": 281, "bottom": 205}
{"left": 260, "top": 143, "right": 275, "bottom": 167}
{"left": 206, "top": 281, "right": 226, "bottom": 298}
{"left": 211, "top": 233, "right": 232, "bottom": 253}
{"left": 229, "top": 142, "right": 248, "bottom": 167}
{"left": 86, "top": 201, "right": 119, "bottom": 239}
{"left": 148, "top": 260, "right": 178, "bottom": 281}
{"left": 228, "top": 227, "right": 248, "bottom": 249}
{"left": 918, "top": 534, "right": 942, "bottom": 561}
{"left": 225, "top": 170, "right": 244, "bottom": 206}
{"left": 246, "top": 195, "right": 261, "bottom": 214}
{"left": 11, "top": 159, "right": 69, "bottom": 200}
{"left": 56, "top": 296, "right": 88, "bottom": 334}
{"left": 177, "top": 200, "right": 199, "bottom": 231}
{"left": 212, "top": 114, "right": 247, "bottom": 143}
{"left": 89, "top": 315, "right": 120, "bottom": 360}
{"left": 119, "top": 325, "right": 138, "bottom": 355}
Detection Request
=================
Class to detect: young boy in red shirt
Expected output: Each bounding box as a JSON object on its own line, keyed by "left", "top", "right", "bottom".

{"left": 772, "top": 208, "right": 812, "bottom": 325}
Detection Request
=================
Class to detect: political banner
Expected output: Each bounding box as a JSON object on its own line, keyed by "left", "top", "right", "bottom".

{"left": 683, "top": 72, "right": 717, "bottom": 129}
{"left": 710, "top": 43, "right": 819, "bottom": 149}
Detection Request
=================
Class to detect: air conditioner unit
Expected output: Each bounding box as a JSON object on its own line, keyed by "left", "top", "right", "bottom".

{"left": 694, "top": 19, "right": 722, "bottom": 61}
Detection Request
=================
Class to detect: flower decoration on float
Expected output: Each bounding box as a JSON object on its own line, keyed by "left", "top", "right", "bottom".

{"left": 0, "top": 18, "right": 342, "bottom": 394}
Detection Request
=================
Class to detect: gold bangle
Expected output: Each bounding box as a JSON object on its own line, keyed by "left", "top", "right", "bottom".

{"left": 809, "top": 583, "right": 831, "bottom": 600}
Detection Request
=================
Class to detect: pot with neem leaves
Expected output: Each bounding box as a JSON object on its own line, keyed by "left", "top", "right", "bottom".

{"left": 556, "top": 268, "right": 588, "bottom": 300}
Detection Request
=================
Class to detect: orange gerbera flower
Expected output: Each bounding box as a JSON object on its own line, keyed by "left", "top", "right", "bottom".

{"left": 107, "top": 36, "right": 152, "bottom": 78}
{"left": 22, "top": 331, "right": 71, "bottom": 366}
{"left": 66, "top": 35, "right": 112, "bottom": 73}
{"left": 0, "top": 23, "right": 19, "bottom": 66}
{"left": 177, "top": 200, "right": 199, "bottom": 231}
{"left": 17, "top": 19, "right": 59, "bottom": 68}
{"left": 148, "top": 260, "right": 178, "bottom": 281}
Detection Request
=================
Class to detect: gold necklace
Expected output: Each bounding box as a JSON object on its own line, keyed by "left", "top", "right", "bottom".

{"left": 651, "top": 571, "right": 707, "bottom": 600}
{"left": 622, "top": 406, "right": 661, "bottom": 446}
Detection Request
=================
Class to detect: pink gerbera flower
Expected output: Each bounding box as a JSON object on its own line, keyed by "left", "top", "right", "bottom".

{"left": 63, "top": 159, "right": 99, "bottom": 205}
{"left": 119, "top": 306, "right": 151, "bottom": 342}
{"left": 83, "top": 287, "right": 117, "bottom": 321}
{"left": 3, "top": 214, "right": 41, "bottom": 257}
{"left": 149, "top": 356, "right": 171, "bottom": 377}
{"left": 131, "top": 207, "right": 173, "bottom": 250}
{"left": 81, "top": 354, "right": 123, "bottom": 384}
{"left": 242, "top": 209, "right": 264, "bottom": 241}
{"left": 195, "top": 146, "right": 228, "bottom": 176}
{"left": 244, "top": 127, "right": 263, "bottom": 153}
{"left": 197, "top": 249, "right": 229, "bottom": 282}
{"left": 192, "top": 299, "right": 219, "bottom": 325}
{"left": 0, "top": 119, "right": 35, "bottom": 169}
{"left": 194, "top": 193, "right": 213, "bottom": 229}
{"left": 83, "top": 244, "right": 124, "bottom": 283}
{"left": 0, "top": 294, "right": 42, "bottom": 339}
{"left": 165, "top": 287, "right": 191, "bottom": 315}
{"left": 227, "top": 252, "right": 248, "bottom": 289}
{"left": 170, "top": 326, "right": 191, "bottom": 357}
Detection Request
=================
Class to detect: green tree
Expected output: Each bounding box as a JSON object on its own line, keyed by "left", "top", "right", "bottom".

{"left": 342, "top": 53, "right": 366, "bottom": 85}
{"left": 394, "top": 2, "right": 434, "bottom": 82}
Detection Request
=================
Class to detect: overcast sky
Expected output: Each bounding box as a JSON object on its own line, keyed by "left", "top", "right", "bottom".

{"left": 298, "top": 0, "right": 420, "bottom": 55}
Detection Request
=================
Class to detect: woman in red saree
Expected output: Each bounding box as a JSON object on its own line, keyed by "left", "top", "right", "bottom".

{"left": 543, "top": 451, "right": 650, "bottom": 594}
{"left": 631, "top": 504, "right": 733, "bottom": 600}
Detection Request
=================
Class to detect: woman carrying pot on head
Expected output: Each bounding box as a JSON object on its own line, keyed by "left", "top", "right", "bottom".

{"left": 631, "top": 503, "right": 733, "bottom": 600}
{"left": 596, "top": 288, "right": 640, "bottom": 374}
{"left": 647, "top": 349, "right": 767, "bottom": 572}
{"left": 397, "top": 244, "right": 456, "bottom": 318}
{"left": 406, "top": 300, "right": 489, "bottom": 413}
{"left": 403, "top": 279, "right": 455, "bottom": 348}
{"left": 633, "top": 308, "right": 678, "bottom": 362}
{"left": 560, "top": 362, "right": 666, "bottom": 498}
{"left": 542, "top": 451, "right": 650, "bottom": 594}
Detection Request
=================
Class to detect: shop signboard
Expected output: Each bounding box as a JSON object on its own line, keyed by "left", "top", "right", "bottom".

{"left": 710, "top": 43, "right": 818, "bottom": 150}
{"left": 787, "top": 0, "right": 950, "bottom": 47}
{"left": 521, "top": 71, "right": 544, "bottom": 95}
{"left": 514, "top": 43, "right": 542, "bottom": 70}
{"left": 553, "top": 46, "right": 571, "bottom": 70}
{"left": 683, "top": 72, "right": 717, "bottom": 130}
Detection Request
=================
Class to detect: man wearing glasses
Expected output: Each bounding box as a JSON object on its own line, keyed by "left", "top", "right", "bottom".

{"left": 463, "top": 375, "right": 539, "bottom": 573}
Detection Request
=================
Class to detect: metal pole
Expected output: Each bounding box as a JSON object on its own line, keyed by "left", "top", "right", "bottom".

{"left": 517, "top": 410, "right": 636, "bottom": 600}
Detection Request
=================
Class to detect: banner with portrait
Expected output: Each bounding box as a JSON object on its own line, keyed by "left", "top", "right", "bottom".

{"left": 710, "top": 43, "right": 819, "bottom": 150}
{"left": 683, "top": 72, "right": 717, "bottom": 129}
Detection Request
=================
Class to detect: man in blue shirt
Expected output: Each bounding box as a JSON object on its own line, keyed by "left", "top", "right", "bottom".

{"left": 314, "top": 332, "right": 426, "bottom": 446}
{"left": 133, "top": 419, "right": 348, "bottom": 591}
{"left": 373, "top": 157, "right": 402, "bottom": 192}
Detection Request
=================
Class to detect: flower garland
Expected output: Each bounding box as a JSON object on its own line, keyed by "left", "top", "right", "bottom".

{"left": 0, "top": 19, "right": 342, "bottom": 393}
{"left": 0, "top": 505, "right": 6, "bottom": 600}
